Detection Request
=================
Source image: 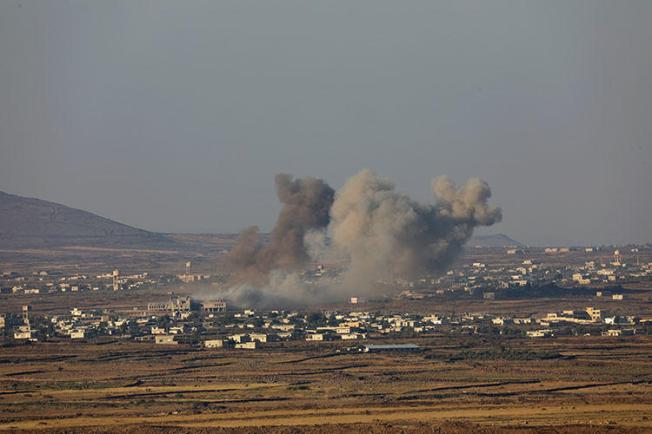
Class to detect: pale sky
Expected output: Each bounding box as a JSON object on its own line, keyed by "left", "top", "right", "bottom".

{"left": 1, "top": 0, "right": 650, "bottom": 246}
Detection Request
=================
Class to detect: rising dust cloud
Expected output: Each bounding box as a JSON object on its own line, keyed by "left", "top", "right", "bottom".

{"left": 222, "top": 169, "right": 501, "bottom": 308}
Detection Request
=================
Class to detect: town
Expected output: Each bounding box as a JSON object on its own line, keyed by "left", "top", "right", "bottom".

{"left": 3, "top": 245, "right": 652, "bottom": 349}
{"left": 4, "top": 299, "right": 652, "bottom": 347}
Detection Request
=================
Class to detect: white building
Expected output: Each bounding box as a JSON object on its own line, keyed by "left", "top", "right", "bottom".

{"left": 341, "top": 333, "right": 366, "bottom": 340}
{"left": 250, "top": 333, "right": 268, "bottom": 343}
{"left": 527, "top": 329, "right": 553, "bottom": 338}
{"left": 70, "top": 329, "right": 85, "bottom": 339}
{"left": 155, "top": 335, "right": 177, "bottom": 345}
{"left": 235, "top": 341, "right": 257, "bottom": 349}
{"left": 204, "top": 339, "right": 224, "bottom": 349}
{"left": 151, "top": 326, "right": 166, "bottom": 335}
{"left": 13, "top": 325, "right": 34, "bottom": 340}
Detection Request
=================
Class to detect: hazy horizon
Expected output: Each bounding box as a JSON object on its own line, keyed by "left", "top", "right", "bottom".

{"left": 1, "top": 1, "right": 651, "bottom": 246}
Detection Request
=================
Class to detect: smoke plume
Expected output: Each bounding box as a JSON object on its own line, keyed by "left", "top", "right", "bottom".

{"left": 222, "top": 169, "right": 500, "bottom": 307}
{"left": 227, "top": 174, "right": 335, "bottom": 283}
{"left": 329, "top": 169, "right": 501, "bottom": 292}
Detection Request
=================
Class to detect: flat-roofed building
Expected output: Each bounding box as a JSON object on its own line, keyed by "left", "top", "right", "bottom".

{"left": 70, "top": 329, "right": 85, "bottom": 339}
{"left": 235, "top": 341, "right": 257, "bottom": 350}
{"left": 148, "top": 295, "right": 192, "bottom": 314}
{"left": 13, "top": 324, "right": 34, "bottom": 340}
{"left": 527, "top": 329, "right": 553, "bottom": 338}
{"left": 204, "top": 339, "right": 224, "bottom": 349}
{"left": 201, "top": 300, "right": 226, "bottom": 313}
{"left": 155, "top": 335, "right": 177, "bottom": 345}
{"left": 250, "top": 333, "right": 268, "bottom": 343}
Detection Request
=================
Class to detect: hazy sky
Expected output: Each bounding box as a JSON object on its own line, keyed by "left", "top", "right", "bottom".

{"left": 1, "top": 1, "right": 650, "bottom": 246}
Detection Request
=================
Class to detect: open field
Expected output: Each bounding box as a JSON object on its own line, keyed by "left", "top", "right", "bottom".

{"left": 0, "top": 246, "right": 200, "bottom": 275}
{"left": 1, "top": 336, "right": 652, "bottom": 433}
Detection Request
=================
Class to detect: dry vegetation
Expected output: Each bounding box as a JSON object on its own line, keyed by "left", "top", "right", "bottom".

{"left": 1, "top": 336, "right": 652, "bottom": 433}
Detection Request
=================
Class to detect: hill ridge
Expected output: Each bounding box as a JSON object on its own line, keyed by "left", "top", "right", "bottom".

{"left": 468, "top": 233, "right": 523, "bottom": 248}
{"left": 0, "top": 190, "right": 174, "bottom": 248}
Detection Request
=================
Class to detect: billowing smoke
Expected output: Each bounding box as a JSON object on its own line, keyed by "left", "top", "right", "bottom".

{"left": 223, "top": 169, "right": 500, "bottom": 307}
{"left": 227, "top": 174, "right": 335, "bottom": 284}
{"left": 217, "top": 271, "right": 316, "bottom": 309}
{"left": 329, "top": 169, "right": 502, "bottom": 293}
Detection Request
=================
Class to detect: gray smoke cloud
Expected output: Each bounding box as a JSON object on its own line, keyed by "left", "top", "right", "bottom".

{"left": 221, "top": 169, "right": 500, "bottom": 307}
{"left": 227, "top": 174, "right": 335, "bottom": 285}
{"left": 329, "top": 169, "right": 501, "bottom": 293}
{"left": 218, "top": 270, "right": 321, "bottom": 309}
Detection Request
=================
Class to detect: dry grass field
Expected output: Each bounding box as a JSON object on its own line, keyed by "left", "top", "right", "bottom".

{"left": 1, "top": 336, "right": 652, "bottom": 433}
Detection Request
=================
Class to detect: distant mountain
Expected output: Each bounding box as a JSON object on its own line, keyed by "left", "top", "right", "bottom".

{"left": 468, "top": 233, "right": 523, "bottom": 248}
{"left": 0, "top": 191, "right": 175, "bottom": 249}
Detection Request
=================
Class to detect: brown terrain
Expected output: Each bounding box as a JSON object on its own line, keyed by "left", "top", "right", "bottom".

{"left": 1, "top": 336, "right": 652, "bottom": 433}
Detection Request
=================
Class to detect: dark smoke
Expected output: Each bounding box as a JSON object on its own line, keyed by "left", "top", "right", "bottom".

{"left": 227, "top": 174, "right": 334, "bottom": 283}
